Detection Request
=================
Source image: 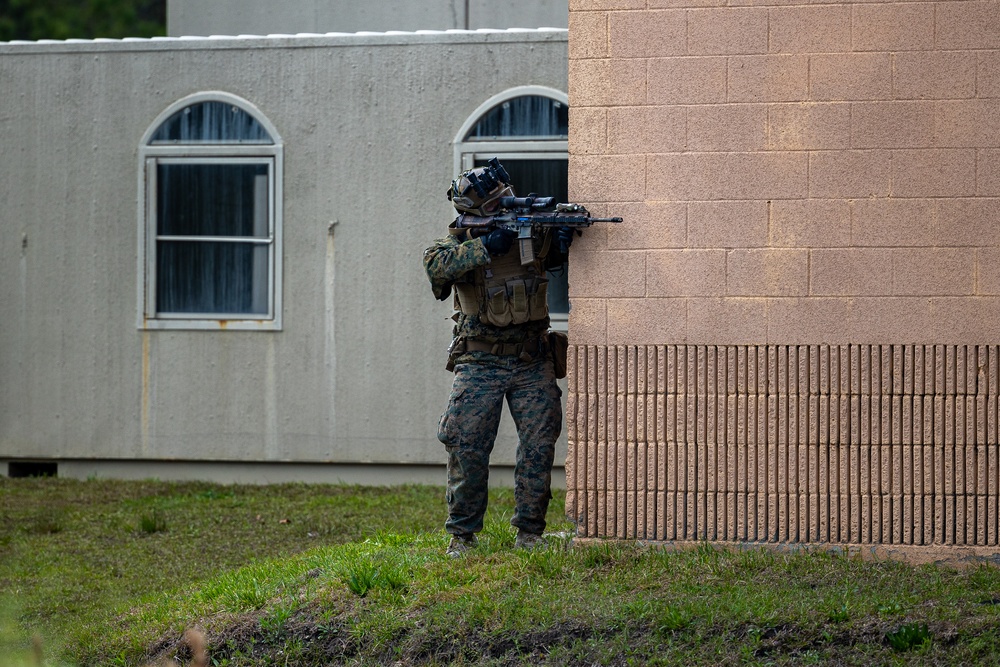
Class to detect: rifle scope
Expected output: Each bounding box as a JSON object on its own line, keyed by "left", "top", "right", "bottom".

{"left": 499, "top": 195, "right": 556, "bottom": 211}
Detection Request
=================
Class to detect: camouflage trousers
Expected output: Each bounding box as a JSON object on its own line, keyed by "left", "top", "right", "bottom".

{"left": 436, "top": 353, "right": 562, "bottom": 537}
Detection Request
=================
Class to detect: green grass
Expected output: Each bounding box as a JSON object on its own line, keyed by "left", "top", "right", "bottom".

{"left": 4, "top": 478, "right": 1000, "bottom": 665}
{"left": 0, "top": 478, "right": 448, "bottom": 664}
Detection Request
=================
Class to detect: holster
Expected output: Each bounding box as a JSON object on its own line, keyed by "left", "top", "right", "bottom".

{"left": 546, "top": 330, "right": 569, "bottom": 379}
{"left": 445, "top": 337, "right": 465, "bottom": 372}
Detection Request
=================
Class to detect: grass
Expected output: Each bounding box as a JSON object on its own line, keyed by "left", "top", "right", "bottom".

{"left": 0, "top": 478, "right": 446, "bottom": 664}
{"left": 3, "top": 478, "right": 1000, "bottom": 665}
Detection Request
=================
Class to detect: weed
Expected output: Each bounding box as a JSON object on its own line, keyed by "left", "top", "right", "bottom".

{"left": 339, "top": 550, "right": 409, "bottom": 598}
{"left": 193, "top": 488, "right": 234, "bottom": 501}
{"left": 26, "top": 507, "right": 68, "bottom": 535}
{"left": 343, "top": 560, "right": 378, "bottom": 597}
{"left": 877, "top": 601, "right": 904, "bottom": 617}
{"left": 228, "top": 577, "right": 270, "bottom": 611}
{"left": 577, "top": 540, "right": 638, "bottom": 568}
{"left": 799, "top": 648, "right": 823, "bottom": 664}
{"left": 735, "top": 546, "right": 776, "bottom": 573}
{"left": 521, "top": 548, "right": 566, "bottom": 580}
{"left": 479, "top": 513, "right": 515, "bottom": 548}
{"left": 695, "top": 540, "right": 720, "bottom": 564}
{"left": 885, "top": 622, "right": 931, "bottom": 652}
{"left": 366, "top": 529, "right": 415, "bottom": 548}
{"left": 657, "top": 605, "right": 692, "bottom": 633}
{"left": 138, "top": 508, "right": 167, "bottom": 534}
{"left": 260, "top": 601, "right": 296, "bottom": 639}
{"left": 827, "top": 602, "right": 850, "bottom": 623}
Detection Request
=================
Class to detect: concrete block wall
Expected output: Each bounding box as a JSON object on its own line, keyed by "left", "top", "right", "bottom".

{"left": 566, "top": 0, "right": 1000, "bottom": 560}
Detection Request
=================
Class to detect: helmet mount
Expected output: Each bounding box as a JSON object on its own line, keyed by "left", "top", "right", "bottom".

{"left": 448, "top": 157, "right": 515, "bottom": 217}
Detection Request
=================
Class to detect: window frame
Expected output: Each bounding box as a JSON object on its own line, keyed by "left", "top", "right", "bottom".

{"left": 137, "top": 92, "right": 283, "bottom": 331}
{"left": 453, "top": 86, "right": 570, "bottom": 331}
{"left": 453, "top": 85, "right": 568, "bottom": 176}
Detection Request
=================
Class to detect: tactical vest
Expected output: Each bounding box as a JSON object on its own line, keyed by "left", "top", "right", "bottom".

{"left": 451, "top": 226, "right": 551, "bottom": 327}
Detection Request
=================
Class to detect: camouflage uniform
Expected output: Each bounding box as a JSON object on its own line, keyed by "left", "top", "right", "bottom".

{"left": 424, "top": 228, "right": 564, "bottom": 538}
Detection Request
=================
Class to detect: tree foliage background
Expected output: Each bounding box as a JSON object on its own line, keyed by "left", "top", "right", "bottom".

{"left": 0, "top": 0, "right": 166, "bottom": 41}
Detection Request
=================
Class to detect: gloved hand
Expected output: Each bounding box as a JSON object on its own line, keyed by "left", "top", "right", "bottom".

{"left": 482, "top": 227, "right": 517, "bottom": 257}
{"left": 556, "top": 226, "right": 576, "bottom": 255}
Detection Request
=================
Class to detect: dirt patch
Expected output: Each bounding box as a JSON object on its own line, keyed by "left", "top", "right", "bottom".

{"left": 142, "top": 604, "right": 998, "bottom": 666}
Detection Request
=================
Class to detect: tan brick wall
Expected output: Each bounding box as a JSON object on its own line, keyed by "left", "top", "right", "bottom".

{"left": 567, "top": 344, "right": 1000, "bottom": 553}
{"left": 567, "top": 0, "right": 1000, "bottom": 559}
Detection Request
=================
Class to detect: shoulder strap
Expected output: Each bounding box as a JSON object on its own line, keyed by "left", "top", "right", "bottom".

{"left": 536, "top": 228, "right": 553, "bottom": 261}
{"left": 449, "top": 215, "right": 467, "bottom": 237}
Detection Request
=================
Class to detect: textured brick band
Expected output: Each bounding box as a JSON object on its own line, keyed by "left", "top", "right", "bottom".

{"left": 566, "top": 344, "right": 1000, "bottom": 551}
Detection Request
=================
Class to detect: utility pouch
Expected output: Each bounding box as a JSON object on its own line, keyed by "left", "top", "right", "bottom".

{"left": 528, "top": 278, "right": 549, "bottom": 321}
{"left": 445, "top": 337, "right": 466, "bottom": 373}
{"left": 508, "top": 279, "right": 529, "bottom": 324}
{"left": 485, "top": 286, "right": 513, "bottom": 326}
{"left": 548, "top": 330, "right": 569, "bottom": 380}
{"left": 454, "top": 283, "right": 479, "bottom": 316}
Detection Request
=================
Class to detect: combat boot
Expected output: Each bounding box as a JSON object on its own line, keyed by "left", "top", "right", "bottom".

{"left": 514, "top": 529, "right": 545, "bottom": 550}
{"left": 446, "top": 533, "right": 478, "bottom": 558}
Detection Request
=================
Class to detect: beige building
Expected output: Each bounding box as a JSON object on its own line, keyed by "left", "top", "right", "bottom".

{"left": 565, "top": 0, "right": 1000, "bottom": 561}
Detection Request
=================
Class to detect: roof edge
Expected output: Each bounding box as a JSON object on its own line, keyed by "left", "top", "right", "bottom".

{"left": 0, "top": 27, "right": 568, "bottom": 52}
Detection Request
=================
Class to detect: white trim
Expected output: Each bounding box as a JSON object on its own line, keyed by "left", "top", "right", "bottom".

{"left": 139, "top": 91, "right": 282, "bottom": 147}
{"left": 137, "top": 93, "right": 283, "bottom": 331}
{"left": 271, "top": 147, "right": 284, "bottom": 331}
{"left": 142, "top": 319, "right": 282, "bottom": 331}
{"left": 154, "top": 236, "right": 272, "bottom": 243}
{"left": 145, "top": 145, "right": 282, "bottom": 158}
{"left": 460, "top": 148, "right": 569, "bottom": 172}
{"left": 144, "top": 158, "right": 157, "bottom": 322}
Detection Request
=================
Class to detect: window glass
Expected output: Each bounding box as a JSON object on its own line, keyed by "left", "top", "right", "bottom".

{"left": 465, "top": 95, "right": 567, "bottom": 140}
{"left": 156, "top": 163, "right": 269, "bottom": 238}
{"left": 155, "top": 162, "right": 270, "bottom": 315}
{"left": 157, "top": 241, "right": 269, "bottom": 315}
{"left": 150, "top": 101, "right": 273, "bottom": 144}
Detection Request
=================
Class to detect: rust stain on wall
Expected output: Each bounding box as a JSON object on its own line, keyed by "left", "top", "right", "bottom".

{"left": 141, "top": 331, "right": 151, "bottom": 457}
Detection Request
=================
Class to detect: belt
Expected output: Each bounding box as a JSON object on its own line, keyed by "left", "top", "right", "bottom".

{"left": 461, "top": 336, "right": 543, "bottom": 359}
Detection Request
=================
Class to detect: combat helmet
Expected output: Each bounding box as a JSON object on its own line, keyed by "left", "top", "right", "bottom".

{"left": 447, "top": 157, "right": 515, "bottom": 217}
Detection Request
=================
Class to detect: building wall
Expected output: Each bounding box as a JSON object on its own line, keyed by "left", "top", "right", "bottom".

{"left": 566, "top": 0, "right": 1000, "bottom": 560}
{"left": 167, "top": 0, "right": 568, "bottom": 36}
{"left": 0, "top": 30, "right": 569, "bottom": 485}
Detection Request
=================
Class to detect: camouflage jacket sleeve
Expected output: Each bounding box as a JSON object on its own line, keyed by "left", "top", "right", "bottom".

{"left": 422, "top": 230, "right": 491, "bottom": 301}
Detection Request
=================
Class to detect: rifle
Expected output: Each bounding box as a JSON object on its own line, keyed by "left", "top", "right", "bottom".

{"left": 455, "top": 195, "right": 623, "bottom": 265}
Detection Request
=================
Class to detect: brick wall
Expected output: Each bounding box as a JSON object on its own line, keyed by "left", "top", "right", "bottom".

{"left": 566, "top": 0, "right": 1000, "bottom": 560}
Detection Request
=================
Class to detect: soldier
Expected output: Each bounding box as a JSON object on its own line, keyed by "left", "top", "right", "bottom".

{"left": 423, "top": 159, "right": 574, "bottom": 557}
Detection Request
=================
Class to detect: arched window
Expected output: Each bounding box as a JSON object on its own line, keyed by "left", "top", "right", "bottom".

{"left": 453, "top": 86, "right": 570, "bottom": 330}
{"left": 138, "top": 92, "right": 283, "bottom": 330}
